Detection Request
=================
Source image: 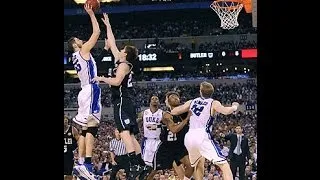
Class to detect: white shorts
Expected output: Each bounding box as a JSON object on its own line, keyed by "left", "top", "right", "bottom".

{"left": 184, "top": 128, "right": 226, "bottom": 167}
{"left": 72, "top": 84, "right": 101, "bottom": 127}
{"left": 141, "top": 138, "right": 161, "bottom": 167}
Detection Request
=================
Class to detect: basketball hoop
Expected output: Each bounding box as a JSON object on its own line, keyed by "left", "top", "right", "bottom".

{"left": 210, "top": 0, "right": 244, "bottom": 30}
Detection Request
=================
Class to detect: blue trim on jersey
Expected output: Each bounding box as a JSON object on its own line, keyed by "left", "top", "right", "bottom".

{"left": 141, "top": 137, "right": 147, "bottom": 156}
{"left": 205, "top": 116, "right": 225, "bottom": 159}
{"left": 206, "top": 132, "right": 226, "bottom": 159}
{"left": 88, "top": 60, "right": 95, "bottom": 82}
{"left": 90, "top": 84, "right": 101, "bottom": 114}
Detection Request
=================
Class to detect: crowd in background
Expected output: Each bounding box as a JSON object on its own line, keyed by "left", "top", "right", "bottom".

{"left": 65, "top": 111, "right": 257, "bottom": 180}
{"left": 64, "top": 82, "right": 257, "bottom": 109}
{"left": 64, "top": 81, "right": 257, "bottom": 179}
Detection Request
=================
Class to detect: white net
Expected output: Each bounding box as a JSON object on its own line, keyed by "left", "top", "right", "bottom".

{"left": 210, "top": 1, "right": 243, "bottom": 30}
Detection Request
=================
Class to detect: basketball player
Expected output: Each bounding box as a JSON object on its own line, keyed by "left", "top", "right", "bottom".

{"left": 67, "top": 4, "right": 101, "bottom": 179}
{"left": 170, "top": 81, "right": 239, "bottom": 180}
{"left": 147, "top": 91, "right": 193, "bottom": 180}
{"left": 64, "top": 116, "right": 79, "bottom": 180}
{"left": 138, "top": 96, "right": 163, "bottom": 179}
{"left": 93, "top": 13, "right": 146, "bottom": 180}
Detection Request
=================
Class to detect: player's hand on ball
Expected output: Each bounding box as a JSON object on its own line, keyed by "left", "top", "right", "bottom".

{"left": 84, "top": 3, "right": 94, "bottom": 15}
{"left": 101, "top": 13, "right": 110, "bottom": 25}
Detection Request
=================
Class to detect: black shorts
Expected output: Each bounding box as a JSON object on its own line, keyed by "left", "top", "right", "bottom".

{"left": 153, "top": 142, "right": 189, "bottom": 170}
{"left": 113, "top": 98, "right": 139, "bottom": 135}
{"left": 64, "top": 157, "right": 74, "bottom": 175}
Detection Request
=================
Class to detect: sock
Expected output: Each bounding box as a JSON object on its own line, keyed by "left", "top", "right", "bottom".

{"left": 128, "top": 151, "right": 139, "bottom": 166}
{"left": 183, "top": 176, "right": 190, "bottom": 180}
{"left": 136, "top": 153, "right": 146, "bottom": 166}
{"left": 79, "top": 157, "right": 85, "bottom": 164}
{"left": 85, "top": 157, "right": 92, "bottom": 164}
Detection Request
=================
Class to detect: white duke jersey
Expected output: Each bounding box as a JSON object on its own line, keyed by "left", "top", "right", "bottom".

{"left": 72, "top": 51, "right": 98, "bottom": 88}
{"left": 189, "top": 97, "right": 215, "bottom": 130}
{"left": 143, "top": 109, "right": 163, "bottom": 139}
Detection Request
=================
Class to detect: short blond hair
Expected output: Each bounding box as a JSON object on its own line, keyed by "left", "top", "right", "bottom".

{"left": 200, "top": 81, "right": 214, "bottom": 98}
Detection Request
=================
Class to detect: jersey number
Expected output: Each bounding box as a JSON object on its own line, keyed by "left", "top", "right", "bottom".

{"left": 127, "top": 73, "right": 133, "bottom": 87}
{"left": 72, "top": 56, "right": 82, "bottom": 72}
{"left": 191, "top": 104, "right": 204, "bottom": 116}
{"left": 167, "top": 131, "right": 177, "bottom": 141}
{"left": 64, "top": 145, "right": 67, "bottom": 153}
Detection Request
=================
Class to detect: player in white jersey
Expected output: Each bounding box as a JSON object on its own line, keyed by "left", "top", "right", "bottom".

{"left": 67, "top": 4, "right": 101, "bottom": 180}
{"left": 170, "top": 81, "right": 239, "bottom": 180}
{"left": 140, "top": 96, "right": 162, "bottom": 167}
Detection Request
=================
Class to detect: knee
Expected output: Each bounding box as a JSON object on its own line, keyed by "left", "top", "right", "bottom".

{"left": 87, "top": 117, "right": 99, "bottom": 127}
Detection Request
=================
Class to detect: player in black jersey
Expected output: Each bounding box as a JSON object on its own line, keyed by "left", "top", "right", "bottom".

{"left": 145, "top": 91, "right": 194, "bottom": 180}
{"left": 64, "top": 116, "right": 79, "bottom": 180}
{"left": 93, "top": 13, "right": 147, "bottom": 180}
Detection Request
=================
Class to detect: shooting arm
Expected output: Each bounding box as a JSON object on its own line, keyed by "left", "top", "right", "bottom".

{"left": 81, "top": 13, "right": 101, "bottom": 56}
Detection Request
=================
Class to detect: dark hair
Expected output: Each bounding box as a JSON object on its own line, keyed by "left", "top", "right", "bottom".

{"left": 124, "top": 46, "right": 138, "bottom": 63}
{"left": 165, "top": 91, "right": 180, "bottom": 99}
{"left": 67, "top": 37, "right": 76, "bottom": 52}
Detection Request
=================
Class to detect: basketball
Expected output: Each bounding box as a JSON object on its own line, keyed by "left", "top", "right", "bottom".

{"left": 86, "top": 0, "right": 100, "bottom": 11}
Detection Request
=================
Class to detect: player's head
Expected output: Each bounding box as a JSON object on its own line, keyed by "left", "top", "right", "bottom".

{"left": 114, "top": 129, "right": 120, "bottom": 139}
{"left": 200, "top": 81, "right": 214, "bottom": 98}
{"left": 150, "top": 95, "right": 160, "bottom": 107}
{"left": 67, "top": 37, "right": 84, "bottom": 52}
{"left": 119, "top": 45, "right": 138, "bottom": 62}
{"left": 235, "top": 125, "right": 243, "bottom": 134}
{"left": 165, "top": 91, "right": 180, "bottom": 108}
{"left": 64, "top": 116, "right": 69, "bottom": 127}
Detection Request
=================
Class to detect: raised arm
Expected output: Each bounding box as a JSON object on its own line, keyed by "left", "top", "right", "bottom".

{"left": 80, "top": 4, "right": 101, "bottom": 57}
{"left": 101, "top": 13, "right": 122, "bottom": 61}
{"left": 211, "top": 100, "right": 239, "bottom": 115}
{"left": 170, "top": 100, "right": 192, "bottom": 115}
{"left": 162, "top": 111, "right": 192, "bottom": 134}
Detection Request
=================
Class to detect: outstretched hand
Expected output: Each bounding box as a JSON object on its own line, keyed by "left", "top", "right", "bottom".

{"left": 84, "top": 3, "right": 94, "bottom": 15}
{"left": 92, "top": 76, "right": 105, "bottom": 83}
{"left": 101, "top": 13, "right": 110, "bottom": 25}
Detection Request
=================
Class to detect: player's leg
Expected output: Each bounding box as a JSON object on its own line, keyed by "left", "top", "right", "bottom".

{"left": 78, "top": 127, "right": 87, "bottom": 164}
{"left": 172, "top": 161, "right": 185, "bottom": 180}
{"left": 146, "top": 170, "right": 157, "bottom": 180}
{"left": 229, "top": 158, "right": 237, "bottom": 179}
{"left": 64, "top": 160, "right": 74, "bottom": 180}
{"left": 193, "top": 157, "right": 205, "bottom": 180}
{"left": 73, "top": 86, "right": 100, "bottom": 180}
{"left": 139, "top": 139, "right": 161, "bottom": 180}
{"left": 131, "top": 126, "right": 147, "bottom": 167}
{"left": 114, "top": 98, "right": 143, "bottom": 179}
{"left": 84, "top": 84, "right": 101, "bottom": 167}
{"left": 200, "top": 133, "right": 233, "bottom": 180}
{"left": 179, "top": 155, "right": 194, "bottom": 179}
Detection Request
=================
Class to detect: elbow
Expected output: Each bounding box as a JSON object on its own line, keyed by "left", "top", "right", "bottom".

{"left": 93, "top": 30, "right": 101, "bottom": 35}
{"left": 114, "top": 80, "right": 122, "bottom": 86}
{"left": 171, "top": 129, "right": 178, "bottom": 134}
